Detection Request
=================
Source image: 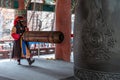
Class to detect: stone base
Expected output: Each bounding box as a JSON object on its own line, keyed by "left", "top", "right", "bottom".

{"left": 74, "top": 67, "right": 120, "bottom": 80}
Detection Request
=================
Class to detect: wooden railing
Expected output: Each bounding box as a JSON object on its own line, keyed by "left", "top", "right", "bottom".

{"left": 0, "top": 50, "right": 11, "bottom": 59}
{"left": 30, "top": 47, "right": 55, "bottom": 56}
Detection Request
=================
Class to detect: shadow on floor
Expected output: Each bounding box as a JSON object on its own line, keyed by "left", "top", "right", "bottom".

{"left": 20, "top": 65, "right": 71, "bottom": 79}
{"left": 60, "top": 76, "right": 77, "bottom": 80}
{"left": 0, "top": 76, "right": 14, "bottom": 80}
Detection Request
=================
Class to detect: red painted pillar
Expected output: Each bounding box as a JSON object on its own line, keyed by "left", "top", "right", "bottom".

{"left": 55, "top": 0, "right": 71, "bottom": 61}
{"left": 18, "top": 0, "right": 25, "bottom": 10}
{"left": 15, "top": 0, "right": 27, "bottom": 18}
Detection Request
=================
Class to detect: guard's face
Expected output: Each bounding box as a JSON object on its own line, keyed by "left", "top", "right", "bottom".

{"left": 20, "top": 20, "right": 27, "bottom": 26}
{"left": 19, "top": 19, "right": 27, "bottom": 26}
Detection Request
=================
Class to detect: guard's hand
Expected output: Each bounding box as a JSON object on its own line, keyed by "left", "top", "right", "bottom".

{"left": 25, "top": 27, "right": 29, "bottom": 31}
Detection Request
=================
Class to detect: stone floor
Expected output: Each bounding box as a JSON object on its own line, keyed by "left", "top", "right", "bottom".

{"left": 0, "top": 54, "right": 74, "bottom": 80}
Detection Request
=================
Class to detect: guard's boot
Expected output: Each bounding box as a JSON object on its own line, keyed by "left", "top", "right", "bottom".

{"left": 17, "top": 59, "right": 21, "bottom": 65}
{"left": 27, "top": 58, "right": 35, "bottom": 66}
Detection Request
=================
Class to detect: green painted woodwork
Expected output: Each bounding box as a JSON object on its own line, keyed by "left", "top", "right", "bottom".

{"left": 0, "top": 0, "right": 55, "bottom": 12}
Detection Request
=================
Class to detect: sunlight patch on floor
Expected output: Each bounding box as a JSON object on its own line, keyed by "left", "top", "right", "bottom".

{"left": 0, "top": 52, "right": 74, "bottom": 62}
{"left": 0, "top": 59, "right": 11, "bottom": 63}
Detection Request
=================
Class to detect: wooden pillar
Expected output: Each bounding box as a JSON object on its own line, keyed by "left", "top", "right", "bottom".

{"left": 18, "top": 0, "right": 25, "bottom": 10}
{"left": 55, "top": 0, "right": 71, "bottom": 61}
{"left": 15, "top": 0, "right": 27, "bottom": 18}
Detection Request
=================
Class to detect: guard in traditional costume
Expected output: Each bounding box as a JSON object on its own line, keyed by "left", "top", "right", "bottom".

{"left": 11, "top": 16, "right": 35, "bottom": 65}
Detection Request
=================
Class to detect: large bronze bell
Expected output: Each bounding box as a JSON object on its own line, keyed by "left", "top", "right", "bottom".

{"left": 74, "top": 0, "right": 120, "bottom": 80}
